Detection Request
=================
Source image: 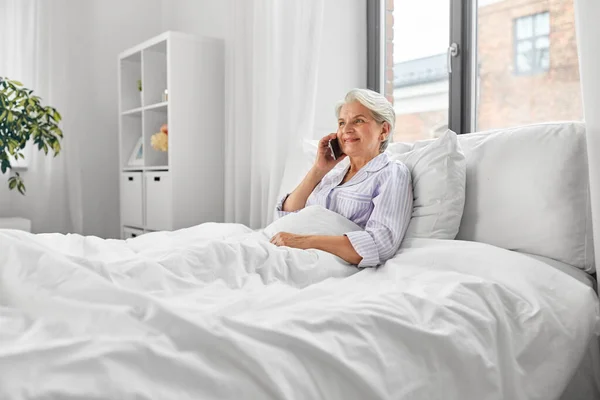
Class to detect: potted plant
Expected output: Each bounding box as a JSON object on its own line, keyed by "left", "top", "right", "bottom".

{"left": 0, "top": 77, "right": 63, "bottom": 194}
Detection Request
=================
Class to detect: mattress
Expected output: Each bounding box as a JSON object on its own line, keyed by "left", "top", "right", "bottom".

{"left": 523, "top": 252, "right": 597, "bottom": 289}
{"left": 521, "top": 252, "right": 600, "bottom": 400}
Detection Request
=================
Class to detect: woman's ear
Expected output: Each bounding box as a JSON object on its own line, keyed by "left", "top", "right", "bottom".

{"left": 380, "top": 121, "right": 391, "bottom": 141}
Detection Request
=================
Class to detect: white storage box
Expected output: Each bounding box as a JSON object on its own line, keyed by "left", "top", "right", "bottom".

{"left": 0, "top": 217, "right": 32, "bottom": 232}
{"left": 121, "top": 172, "right": 144, "bottom": 227}
{"left": 122, "top": 226, "right": 144, "bottom": 239}
{"left": 145, "top": 171, "right": 172, "bottom": 231}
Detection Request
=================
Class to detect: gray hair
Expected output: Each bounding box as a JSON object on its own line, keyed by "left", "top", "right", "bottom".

{"left": 335, "top": 88, "right": 395, "bottom": 152}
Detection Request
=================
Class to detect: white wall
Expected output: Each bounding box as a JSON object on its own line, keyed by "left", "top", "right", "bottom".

{"left": 313, "top": 0, "right": 367, "bottom": 139}
{"left": 160, "top": 0, "right": 231, "bottom": 39}
{"left": 65, "top": 0, "right": 162, "bottom": 238}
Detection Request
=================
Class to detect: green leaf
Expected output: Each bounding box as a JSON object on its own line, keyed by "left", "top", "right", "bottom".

{"left": 8, "top": 178, "right": 16, "bottom": 190}
{"left": 42, "top": 143, "right": 48, "bottom": 155}
{"left": 7, "top": 111, "right": 13, "bottom": 122}
{"left": 17, "top": 181, "right": 25, "bottom": 195}
{"left": 52, "top": 140, "right": 61, "bottom": 153}
{"left": 9, "top": 80, "right": 23, "bottom": 87}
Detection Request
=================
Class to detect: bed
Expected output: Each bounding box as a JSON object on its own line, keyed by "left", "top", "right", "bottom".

{"left": 0, "top": 122, "right": 598, "bottom": 399}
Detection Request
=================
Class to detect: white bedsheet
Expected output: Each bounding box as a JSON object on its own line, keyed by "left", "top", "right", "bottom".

{"left": 0, "top": 225, "right": 598, "bottom": 400}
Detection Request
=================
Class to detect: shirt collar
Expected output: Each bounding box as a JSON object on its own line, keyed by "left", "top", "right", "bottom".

{"left": 361, "top": 152, "right": 390, "bottom": 173}
{"left": 328, "top": 152, "right": 390, "bottom": 186}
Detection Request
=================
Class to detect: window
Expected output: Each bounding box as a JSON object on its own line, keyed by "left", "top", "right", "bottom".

{"left": 514, "top": 12, "right": 550, "bottom": 75}
{"left": 372, "top": 0, "right": 582, "bottom": 138}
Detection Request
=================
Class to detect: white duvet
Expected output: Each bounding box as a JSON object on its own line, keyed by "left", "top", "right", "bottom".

{"left": 0, "top": 215, "right": 599, "bottom": 399}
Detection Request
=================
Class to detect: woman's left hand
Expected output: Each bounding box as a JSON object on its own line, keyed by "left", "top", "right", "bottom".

{"left": 270, "top": 232, "right": 310, "bottom": 249}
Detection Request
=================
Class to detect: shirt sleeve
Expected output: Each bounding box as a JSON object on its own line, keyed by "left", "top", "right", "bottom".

{"left": 274, "top": 193, "right": 297, "bottom": 220}
{"left": 274, "top": 174, "right": 329, "bottom": 221}
{"left": 345, "top": 164, "right": 413, "bottom": 267}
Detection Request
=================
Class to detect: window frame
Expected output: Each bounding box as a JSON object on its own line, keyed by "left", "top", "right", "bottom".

{"left": 368, "top": 0, "right": 477, "bottom": 134}
{"left": 366, "top": 0, "right": 384, "bottom": 94}
{"left": 513, "top": 12, "right": 551, "bottom": 76}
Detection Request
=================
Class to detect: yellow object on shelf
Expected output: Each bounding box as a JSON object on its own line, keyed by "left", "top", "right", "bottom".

{"left": 150, "top": 132, "right": 168, "bottom": 152}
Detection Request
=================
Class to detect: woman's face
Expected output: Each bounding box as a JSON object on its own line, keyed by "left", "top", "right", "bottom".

{"left": 337, "top": 101, "right": 389, "bottom": 159}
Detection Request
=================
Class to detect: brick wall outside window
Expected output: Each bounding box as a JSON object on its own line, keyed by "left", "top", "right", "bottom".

{"left": 387, "top": 0, "right": 582, "bottom": 143}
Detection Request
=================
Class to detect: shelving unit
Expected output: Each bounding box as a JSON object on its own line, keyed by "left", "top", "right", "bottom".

{"left": 118, "top": 31, "right": 225, "bottom": 239}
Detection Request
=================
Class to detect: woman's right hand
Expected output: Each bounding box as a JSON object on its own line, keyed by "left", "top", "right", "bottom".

{"left": 313, "top": 133, "right": 347, "bottom": 174}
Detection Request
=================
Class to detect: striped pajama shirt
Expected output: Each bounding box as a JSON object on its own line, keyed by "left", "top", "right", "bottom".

{"left": 275, "top": 153, "right": 413, "bottom": 267}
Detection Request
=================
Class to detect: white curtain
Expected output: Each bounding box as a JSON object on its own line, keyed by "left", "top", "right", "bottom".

{"left": 224, "top": 0, "right": 324, "bottom": 229}
{"left": 574, "top": 0, "right": 600, "bottom": 271}
{"left": 0, "top": 0, "right": 83, "bottom": 233}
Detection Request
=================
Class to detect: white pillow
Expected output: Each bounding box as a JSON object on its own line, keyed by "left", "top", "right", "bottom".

{"left": 263, "top": 205, "right": 362, "bottom": 273}
{"left": 387, "top": 130, "right": 466, "bottom": 240}
{"left": 264, "top": 205, "right": 362, "bottom": 238}
{"left": 454, "top": 122, "right": 594, "bottom": 272}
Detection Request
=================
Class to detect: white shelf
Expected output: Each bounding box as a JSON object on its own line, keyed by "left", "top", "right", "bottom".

{"left": 145, "top": 101, "right": 168, "bottom": 111}
{"left": 121, "top": 102, "right": 167, "bottom": 115}
{"left": 122, "top": 106, "right": 143, "bottom": 115}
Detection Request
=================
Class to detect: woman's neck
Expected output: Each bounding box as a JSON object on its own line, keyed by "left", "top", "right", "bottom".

{"left": 349, "top": 153, "right": 380, "bottom": 173}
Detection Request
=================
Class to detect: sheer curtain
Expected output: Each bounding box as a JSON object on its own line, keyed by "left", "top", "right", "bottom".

{"left": 224, "top": 0, "right": 324, "bottom": 229}
{"left": 575, "top": 0, "right": 600, "bottom": 271}
{"left": 0, "top": 0, "right": 83, "bottom": 233}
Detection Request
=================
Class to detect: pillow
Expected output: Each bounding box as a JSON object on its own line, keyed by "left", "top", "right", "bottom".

{"left": 454, "top": 122, "right": 594, "bottom": 272}
{"left": 387, "top": 130, "right": 466, "bottom": 240}
{"left": 263, "top": 205, "right": 362, "bottom": 274}
{"left": 264, "top": 205, "right": 362, "bottom": 238}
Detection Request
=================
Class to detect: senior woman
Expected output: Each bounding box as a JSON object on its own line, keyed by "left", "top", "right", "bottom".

{"left": 271, "top": 88, "right": 413, "bottom": 267}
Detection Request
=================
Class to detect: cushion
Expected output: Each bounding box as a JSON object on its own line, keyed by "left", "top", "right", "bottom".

{"left": 387, "top": 130, "right": 467, "bottom": 240}
{"left": 264, "top": 205, "right": 362, "bottom": 238}
{"left": 452, "top": 122, "right": 594, "bottom": 272}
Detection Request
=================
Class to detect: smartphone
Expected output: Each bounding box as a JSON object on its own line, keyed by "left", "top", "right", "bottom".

{"left": 328, "top": 138, "right": 344, "bottom": 160}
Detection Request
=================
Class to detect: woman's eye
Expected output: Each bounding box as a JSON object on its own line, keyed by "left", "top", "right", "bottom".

{"left": 338, "top": 122, "right": 345, "bottom": 127}
{"left": 355, "top": 119, "right": 364, "bottom": 124}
